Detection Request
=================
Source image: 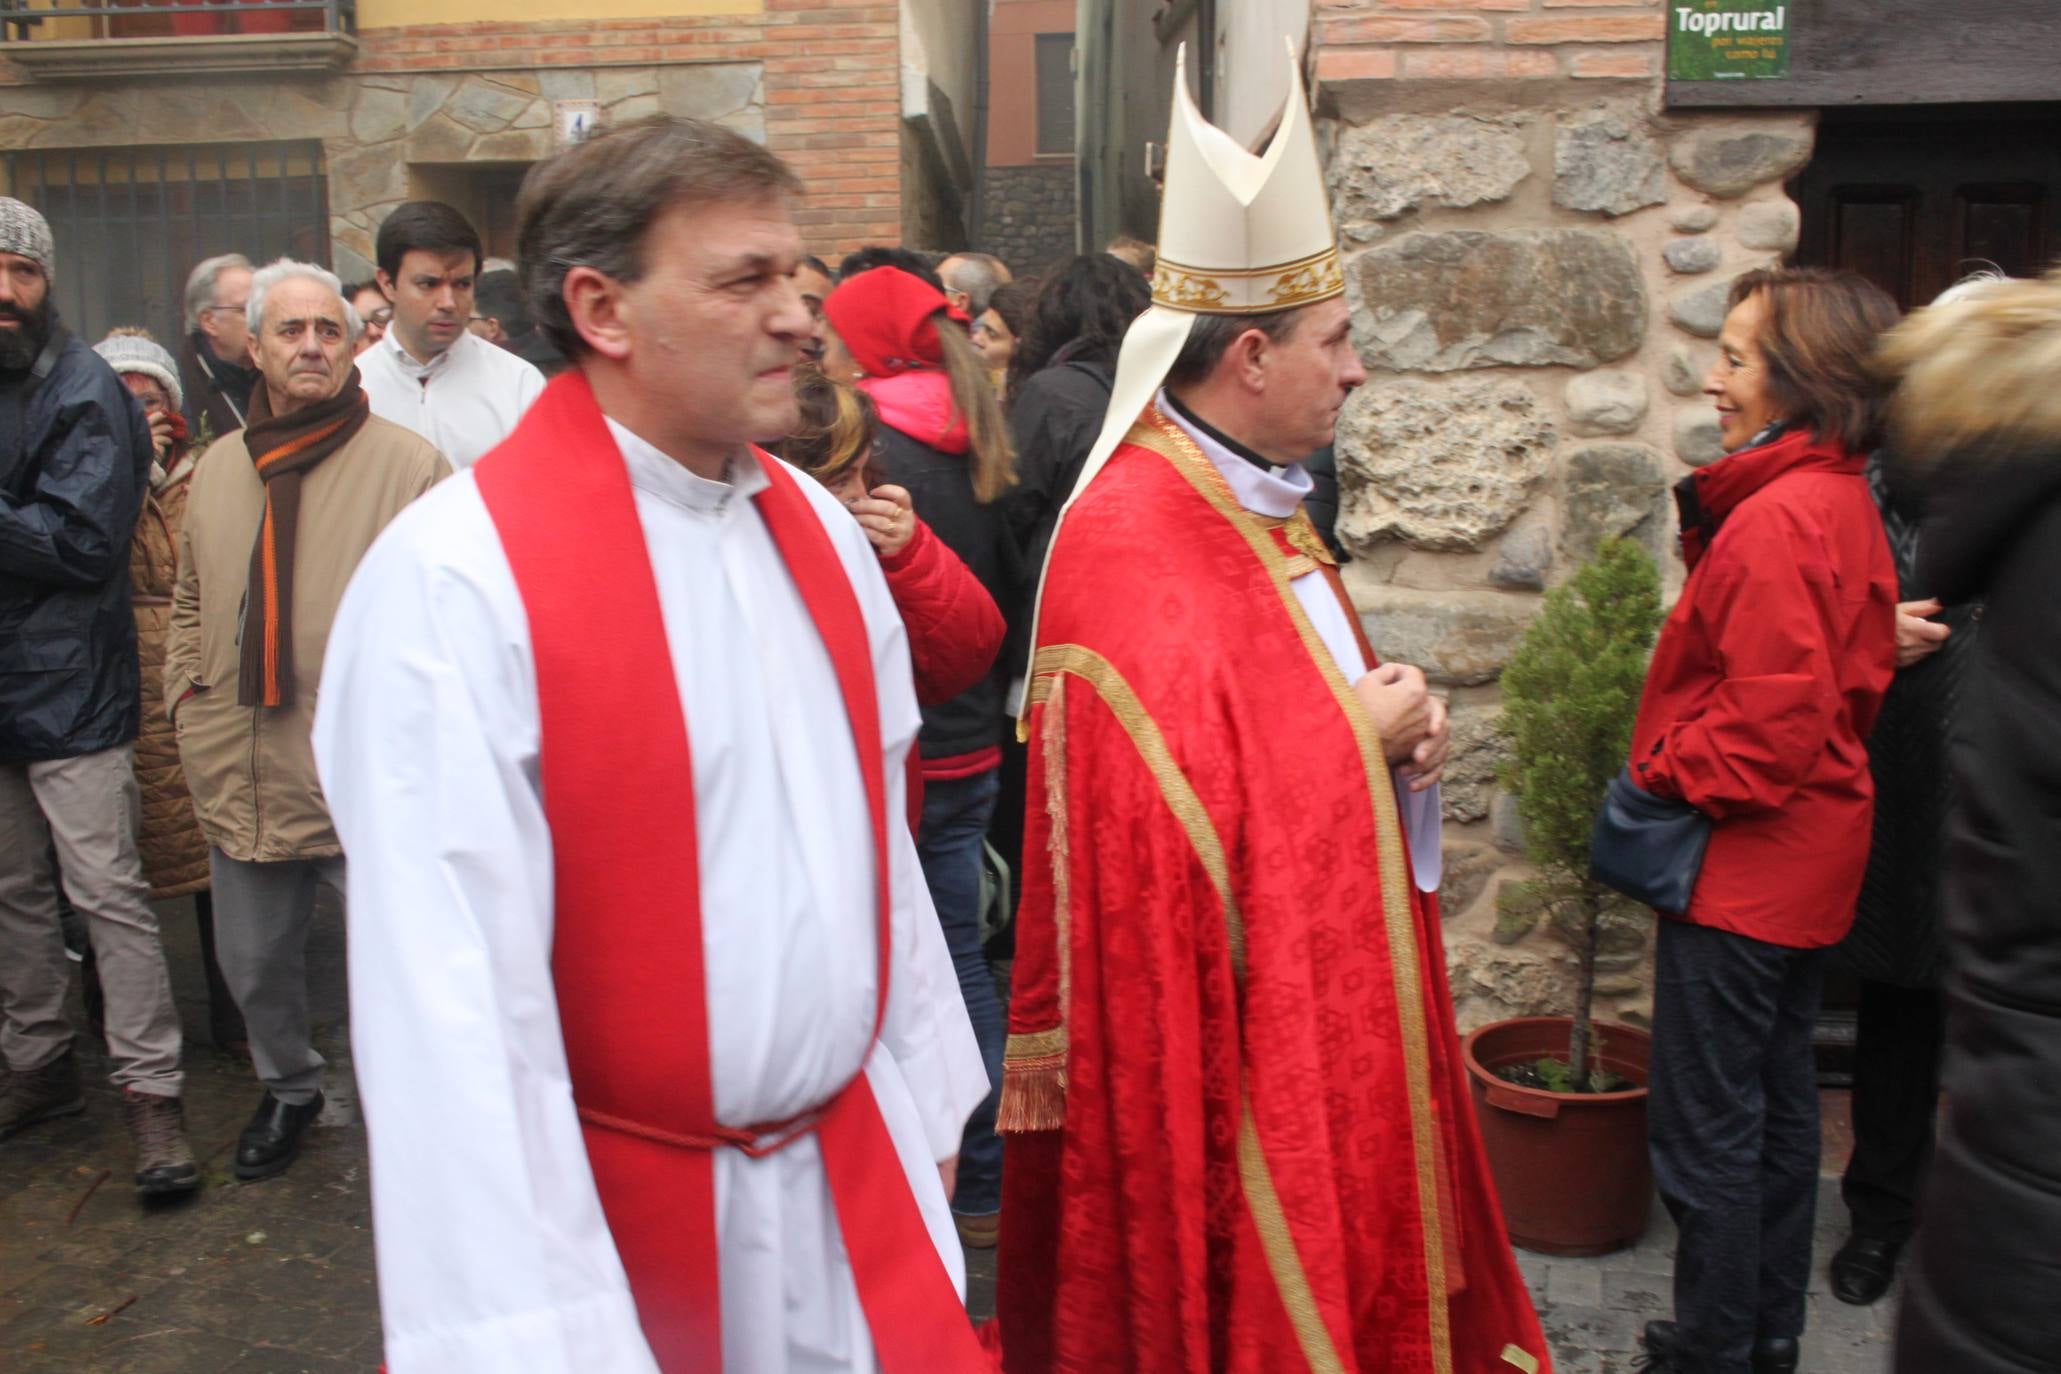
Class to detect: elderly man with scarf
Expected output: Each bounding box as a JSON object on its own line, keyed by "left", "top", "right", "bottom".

{"left": 167, "top": 258, "right": 446, "bottom": 1181}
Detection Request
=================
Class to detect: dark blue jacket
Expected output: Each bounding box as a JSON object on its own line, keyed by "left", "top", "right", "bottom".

{"left": 0, "top": 326, "right": 153, "bottom": 762}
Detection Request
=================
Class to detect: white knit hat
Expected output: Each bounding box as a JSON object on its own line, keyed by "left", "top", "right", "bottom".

{"left": 94, "top": 333, "right": 183, "bottom": 413}
{"left": 0, "top": 197, "right": 54, "bottom": 281}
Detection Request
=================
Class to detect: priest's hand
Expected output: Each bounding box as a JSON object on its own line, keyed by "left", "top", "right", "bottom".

{"left": 852, "top": 484, "right": 917, "bottom": 559}
{"left": 938, "top": 1155, "right": 958, "bottom": 1202}
{"left": 1354, "top": 661, "right": 1431, "bottom": 766}
{"left": 1403, "top": 693, "right": 1449, "bottom": 792}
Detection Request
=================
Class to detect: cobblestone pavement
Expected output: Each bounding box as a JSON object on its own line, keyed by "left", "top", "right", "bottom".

{"left": 3, "top": 895, "right": 1894, "bottom": 1371}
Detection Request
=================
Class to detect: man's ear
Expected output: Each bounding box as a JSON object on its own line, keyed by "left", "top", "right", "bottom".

{"left": 374, "top": 270, "right": 396, "bottom": 304}
{"left": 563, "top": 266, "right": 631, "bottom": 362}
{"left": 1230, "top": 326, "right": 1271, "bottom": 394}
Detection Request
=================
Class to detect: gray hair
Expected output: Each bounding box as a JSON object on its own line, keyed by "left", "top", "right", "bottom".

{"left": 1932, "top": 267, "right": 2017, "bottom": 308}
{"left": 246, "top": 258, "right": 363, "bottom": 342}
{"left": 941, "top": 252, "right": 1008, "bottom": 318}
{"left": 516, "top": 115, "right": 803, "bottom": 360}
{"left": 183, "top": 253, "right": 252, "bottom": 331}
{"left": 1165, "top": 305, "right": 1308, "bottom": 389}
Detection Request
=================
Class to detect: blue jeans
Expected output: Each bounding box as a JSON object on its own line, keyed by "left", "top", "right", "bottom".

{"left": 916, "top": 767, "right": 1004, "bottom": 1217}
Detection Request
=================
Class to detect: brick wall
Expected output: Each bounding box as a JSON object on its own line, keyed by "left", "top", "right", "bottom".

{"left": 0, "top": 0, "right": 911, "bottom": 261}
{"left": 354, "top": 1, "right": 904, "bottom": 256}
{"left": 1312, "top": 0, "right": 1664, "bottom": 85}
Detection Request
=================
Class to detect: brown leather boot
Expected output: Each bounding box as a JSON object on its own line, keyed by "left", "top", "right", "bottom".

{"left": 122, "top": 1088, "right": 201, "bottom": 1196}
{"left": 0, "top": 1048, "right": 85, "bottom": 1140}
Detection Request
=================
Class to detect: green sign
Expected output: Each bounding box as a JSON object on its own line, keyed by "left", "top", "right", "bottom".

{"left": 1668, "top": 1, "right": 1790, "bottom": 81}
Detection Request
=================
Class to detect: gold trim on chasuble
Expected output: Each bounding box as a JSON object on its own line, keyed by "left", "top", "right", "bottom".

{"left": 1127, "top": 406, "right": 1462, "bottom": 1374}
{"left": 997, "top": 675, "right": 1072, "bottom": 1134}
{"left": 1022, "top": 645, "right": 1340, "bottom": 1374}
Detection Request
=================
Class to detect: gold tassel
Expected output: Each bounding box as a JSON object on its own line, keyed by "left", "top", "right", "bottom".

{"left": 996, "top": 1056, "right": 1067, "bottom": 1134}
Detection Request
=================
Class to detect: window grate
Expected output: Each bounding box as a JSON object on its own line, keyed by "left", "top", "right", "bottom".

{"left": 4, "top": 141, "right": 330, "bottom": 350}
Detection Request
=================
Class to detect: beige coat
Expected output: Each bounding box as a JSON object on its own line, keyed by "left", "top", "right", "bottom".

{"left": 166, "top": 414, "right": 448, "bottom": 863}
{"left": 131, "top": 449, "right": 209, "bottom": 897}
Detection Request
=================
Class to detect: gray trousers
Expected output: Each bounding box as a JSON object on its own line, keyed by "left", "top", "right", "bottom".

{"left": 209, "top": 848, "right": 342, "bottom": 1106}
{"left": 0, "top": 745, "right": 184, "bottom": 1096}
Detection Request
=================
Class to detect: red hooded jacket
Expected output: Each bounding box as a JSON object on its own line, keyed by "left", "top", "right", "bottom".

{"left": 1628, "top": 428, "right": 1898, "bottom": 948}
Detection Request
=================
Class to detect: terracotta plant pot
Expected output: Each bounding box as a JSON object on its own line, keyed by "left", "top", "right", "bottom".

{"left": 1463, "top": 1016, "right": 1653, "bottom": 1257}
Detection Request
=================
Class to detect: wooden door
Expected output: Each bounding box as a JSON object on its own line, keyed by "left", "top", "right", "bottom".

{"left": 1791, "top": 106, "right": 2061, "bottom": 310}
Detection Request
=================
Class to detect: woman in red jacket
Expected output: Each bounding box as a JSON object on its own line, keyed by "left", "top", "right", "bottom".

{"left": 1632, "top": 268, "right": 1901, "bottom": 1374}
{"left": 782, "top": 369, "right": 1006, "bottom": 826}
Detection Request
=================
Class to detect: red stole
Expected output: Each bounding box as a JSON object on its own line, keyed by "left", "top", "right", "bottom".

{"left": 474, "top": 371, "right": 988, "bottom": 1373}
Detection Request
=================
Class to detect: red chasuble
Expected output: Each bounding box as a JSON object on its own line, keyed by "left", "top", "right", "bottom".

{"left": 997, "top": 407, "right": 1550, "bottom": 1374}
{"left": 472, "top": 371, "right": 990, "bottom": 1374}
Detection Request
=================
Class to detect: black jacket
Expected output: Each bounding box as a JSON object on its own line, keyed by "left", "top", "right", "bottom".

{"left": 179, "top": 330, "right": 255, "bottom": 441}
{"left": 1834, "top": 456, "right": 1976, "bottom": 988}
{"left": 1003, "top": 357, "right": 1114, "bottom": 602}
{"left": 872, "top": 422, "right": 1017, "bottom": 763}
{"left": 0, "top": 328, "right": 154, "bottom": 763}
{"left": 1888, "top": 275, "right": 2061, "bottom": 1374}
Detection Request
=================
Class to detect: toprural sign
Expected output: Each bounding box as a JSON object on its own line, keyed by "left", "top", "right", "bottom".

{"left": 1668, "top": 1, "right": 1792, "bottom": 81}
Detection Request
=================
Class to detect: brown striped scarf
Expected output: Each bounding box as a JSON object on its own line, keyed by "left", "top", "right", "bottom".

{"left": 238, "top": 369, "right": 370, "bottom": 707}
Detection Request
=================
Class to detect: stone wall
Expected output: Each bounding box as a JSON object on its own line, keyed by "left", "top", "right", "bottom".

{"left": 1312, "top": 0, "right": 1813, "bottom": 1031}
{"left": 984, "top": 161, "right": 1077, "bottom": 275}
{"left": 0, "top": 3, "right": 918, "bottom": 264}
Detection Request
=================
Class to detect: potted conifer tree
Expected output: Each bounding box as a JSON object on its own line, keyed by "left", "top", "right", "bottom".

{"left": 1461, "top": 537, "right": 1666, "bottom": 1256}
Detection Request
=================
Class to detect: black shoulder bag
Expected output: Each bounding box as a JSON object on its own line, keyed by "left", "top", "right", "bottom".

{"left": 1588, "top": 767, "right": 1712, "bottom": 916}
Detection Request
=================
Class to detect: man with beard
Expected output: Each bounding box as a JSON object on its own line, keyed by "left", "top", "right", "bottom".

{"left": 0, "top": 198, "right": 201, "bottom": 1197}
{"left": 359, "top": 201, "right": 544, "bottom": 469}
{"left": 179, "top": 252, "right": 257, "bottom": 437}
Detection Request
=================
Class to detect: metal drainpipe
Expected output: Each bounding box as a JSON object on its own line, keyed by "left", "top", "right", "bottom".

{"left": 970, "top": 0, "right": 991, "bottom": 248}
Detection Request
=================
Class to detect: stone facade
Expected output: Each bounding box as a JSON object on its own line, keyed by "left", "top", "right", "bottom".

{"left": 0, "top": 6, "right": 930, "bottom": 270}
{"left": 1313, "top": 0, "right": 1815, "bottom": 1030}
{"left": 985, "top": 161, "right": 1076, "bottom": 275}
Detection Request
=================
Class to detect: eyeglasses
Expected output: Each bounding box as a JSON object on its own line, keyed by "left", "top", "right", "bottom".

{"left": 364, "top": 307, "right": 393, "bottom": 326}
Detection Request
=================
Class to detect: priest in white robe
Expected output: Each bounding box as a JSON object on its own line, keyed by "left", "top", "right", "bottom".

{"left": 312, "top": 116, "right": 990, "bottom": 1374}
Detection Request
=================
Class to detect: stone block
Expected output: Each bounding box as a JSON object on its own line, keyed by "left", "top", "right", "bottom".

{"left": 1668, "top": 274, "right": 1738, "bottom": 338}
{"left": 1493, "top": 789, "right": 1528, "bottom": 855}
{"left": 1439, "top": 840, "right": 1503, "bottom": 918}
{"left": 1669, "top": 202, "right": 1719, "bottom": 233}
{"left": 1349, "top": 579, "right": 1541, "bottom": 686}
{"left": 1737, "top": 197, "right": 1801, "bottom": 252}
{"left": 1553, "top": 112, "right": 1666, "bottom": 218}
{"left": 658, "top": 62, "right": 763, "bottom": 121}
{"left": 1354, "top": 229, "right": 1647, "bottom": 372}
{"left": 1442, "top": 706, "right": 1509, "bottom": 825}
{"left": 538, "top": 71, "right": 598, "bottom": 103}
{"left": 1335, "top": 377, "right": 1556, "bottom": 552}
{"left": 405, "top": 112, "right": 475, "bottom": 165}
{"left": 1328, "top": 114, "right": 1531, "bottom": 240}
{"left": 406, "top": 76, "right": 457, "bottom": 133}
{"left": 1491, "top": 522, "right": 1553, "bottom": 591}
{"left": 1449, "top": 931, "right": 1574, "bottom": 1025}
{"left": 1662, "top": 236, "right": 1721, "bottom": 275}
{"left": 1673, "top": 406, "right": 1728, "bottom": 466}
{"left": 610, "top": 94, "right": 663, "bottom": 124}
{"left": 471, "top": 128, "right": 551, "bottom": 162}
{"left": 1663, "top": 342, "right": 1711, "bottom": 397}
{"left": 446, "top": 77, "right": 534, "bottom": 134}
{"left": 349, "top": 85, "right": 408, "bottom": 146}
{"left": 330, "top": 143, "right": 410, "bottom": 211}
{"left": 1563, "top": 443, "right": 1669, "bottom": 566}
{"left": 1668, "top": 119, "right": 1814, "bottom": 199}
{"left": 596, "top": 67, "right": 657, "bottom": 109}
{"left": 1565, "top": 368, "right": 1649, "bottom": 436}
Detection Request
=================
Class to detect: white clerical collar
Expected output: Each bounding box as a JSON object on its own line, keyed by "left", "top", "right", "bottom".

{"left": 604, "top": 415, "right": 770, "bottom": 514}
{"left": 383, "top": 325, "right": 467, "bottom": 381}
{"left": 1155, "top": 389, "right": 1312, "bottom": 519}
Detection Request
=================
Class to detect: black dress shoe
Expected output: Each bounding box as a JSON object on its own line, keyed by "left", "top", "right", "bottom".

{"left": 235, "top": 1091, "right": 323, "bottom": 1181}
{"left": 1641, "top": 1319, "right": 1801, "bottom": 1373}
{"left": 1831, "top": 1232, "right": 1903, "bottom": 1306}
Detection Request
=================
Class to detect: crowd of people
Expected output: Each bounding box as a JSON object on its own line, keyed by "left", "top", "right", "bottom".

{"left": 0, "top": 80, "right": 2054, "bottom": 1374}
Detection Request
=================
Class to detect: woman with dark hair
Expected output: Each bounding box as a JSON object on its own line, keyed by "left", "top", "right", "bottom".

{"left": 971, "top": 280, "right": 1030, "bottom": 380}
{"left": 1002, "top": 253, "right": 1153, "bottom": 583}
{"left": 1628, "top": 267, "right": 1903, "bottom": 1374}
{"left": 822, "top": 266, "right": 1017, "bottom": 1250}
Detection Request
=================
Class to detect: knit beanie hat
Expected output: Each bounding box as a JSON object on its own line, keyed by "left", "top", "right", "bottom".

{"left": 824, "top": 267, "right": 952, "bottom": 379}
{"left": 0, "top": 198, "right": 54, "bottom": 281}
{"left": 95, "top": 333, "right": 183, "bottom": 412}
